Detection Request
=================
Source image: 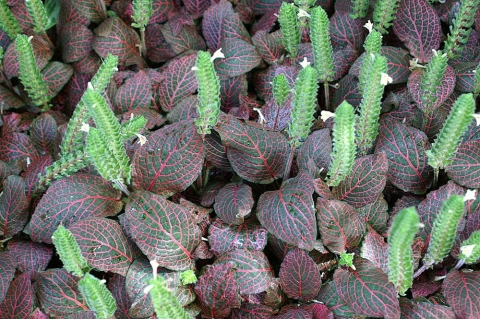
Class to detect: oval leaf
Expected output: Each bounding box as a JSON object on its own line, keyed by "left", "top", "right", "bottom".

{"left": 8, "top": 239, "right": 53, "bottom": 272}
{"left": 214, "top": 182, "right": 254, "bottom": 225}
{"left": 443, "top": 270, "right": 480, "bottom": 319}
{"left": 0, "top": 176, "right": 29, "bottom": 237}
{"left": 215, "top": 38, "right": 262, "bottom": 77}
{"left": 0, "top": 272, "right": 33, "bottom": 319}
{"left": 445, "top": 140, "right": 480, "bottom": 188}
{"left": 399, "top": 298, "right": 455, "bottom": 319}
{"left": 0, "top": 251, "right": 16, "bottom": 303}
{"left": 114, "top": 71, "right": 152, "bottom": 113}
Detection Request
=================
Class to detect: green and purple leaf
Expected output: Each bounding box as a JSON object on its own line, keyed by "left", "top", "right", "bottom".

{"left": 0, "top": 176, "right": 29, "bottom": 237}
{"left": 160, "top": 23, "right": 206, "bottom": 55}
{"left": 445, "top": 140, "right": 480, "bottom": 188}
{"left": 132, "top": 120, "right": 204, "bottom": 196}
{"left": 0, "top": 251, "right": 16, "bottom": 303}
{"left": 214, "top": 182, "right": 254, "bottom": 225}
{"left": 399, "top": 298, "right": 455, "bottom": 319}
{"left": 42, "top": 62, "right": 74, "bottom": 100}
{"left": 29, "top": 174, "right": 123, "bottom": 244}
{"left": 125, "top": 190, "right": 202, "bottom": 271}
{"left": 114, "top": 70, "right": 152, "bottom": 113}
{"left": 252, "top": 30, "right": 284, "bottom": 65}
{"left": 215, "top": 38, "right": 262, "bottom": 77}
{"left": 0, "top": 132, "right": 39, "bottom": 170}
{"left": 357, "top": 195, "right": 389, "bottom": 236}
{"left": 257, "top": 172, "right": 316, "bottom": 250}
{"left": 0, "top": 86, "right": 26, "bottom": 111}
{"left": 443, "top": 270, "right": 480, "bottom": 319}
{"left": 72, "top": 0, "right": 107, "bottom": 23}
{"left": 60, "top": 22, "right": 94, "bottom": 63}
{"left": 107, "top": 274, "right": 132, "bottom": 319}
{"left": 30, "top": 114, "right": 57, "bottom": 156}
{"left": 8, "top": 239, "right": 53, "bottom": 272}
{"left": 297, "top": 129, "right": 332, "bottom": 178}
{"left": 361, "top": 227, "right": 389, "bottom": 274}
{"left": 202, "top": 0, "right": 235, "bottom": 50}
{"left": 329, "top": 11, "right": 365, "bottom": 51}
{"left": 125, "top": 257, "right": 155, "bottom": 318}
{"left": 0, "top": 272, "right": 33, "bottom": 319}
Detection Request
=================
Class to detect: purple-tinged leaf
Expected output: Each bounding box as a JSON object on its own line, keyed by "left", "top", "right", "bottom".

{"left": 72, "top": 0, "right": 107, "bottom": 23}
{"left": 29, "top": 173, "right": 123, "bottom": 244}
{"left": 23, "top": 155, "right": 53, "bottom": 198}
{"left": 411, "top": 280, "right": 440, "bottom": 298}
{"left": 183, "top": 0, "right": 210, "bottom": 18}
{"left": 132, "top": 120, "right": 204, "bottom": 196}
{"left": 399, "top": 298, "right": 455, "bottom": 319}
{"left": 160, "top": 23, "right": 206, "bottom": 55}
{"left": 0, "top": 86, "right": 25, "bottom": 111}
{"left": 68, "top": 217, "right": 135, "bottom": 276}
{"left": 0, "top": 132, "right": 39, "bottom": 170}
{"left": 313, "top": 178, "right": 334, "bottom": 199}
{"left": 393, "top": 0, "right": 441, "bottom": 63}
{"left": 443, "top": 270, "right": 480, "bottom": 319}
{"left": 334, "top": 258, "right": 401, "bottom": 319}
{"left": 222, "top": 13, "right": 252, "bottom": 44}
{"left": 30, "top": 307, "right": 48, "bottom": 319}
{"left": 260, "top": 97, "right": 292, "bottom": 131}
{"left": 303, "top": 303, "right": 334, "bottom": 319}
{"left": 208, "top": 219, "right": 268, "bottom": 256}
{"left": 66, "top": 310, "right": 97, "bottom": 318}
{"left": 36, "top": 269, "right": 88, "bottom": 317}
{"left": 114, "top": 71, "right": 152, "bottom": 113}
{"left": 8, "top": 239, "right": 53, "bottom": 272}
{"left": 214, "top": 114, "right": 289, "bottom": 184}
{"left": 157, "top": 54, "right": 197, "bottom": 112}
{"left": 60, "top": 23, "right": 94, "bottom": 63}
{"left": 42, "top": 62, "right": 74, "bottom": 100}
{"left": 279, "top": 248, "right": 321, "bottom": 302}
{"left": 331, "top": 74, "right": 361, "bottom": 109}
{"left": 332, "top": 153, "right": 388, "bottom": 208}
{"left": 375, "top": 118, "right": 432, "bottom": 194}
{"left": 408, "top": 66, "right": 455, "bottom": 113}
{"left": 252, "top": 30, "right": 284, "bottom": 65}
{"left": 215, "top": 249, "right": 274, "bottom": 294}
{"left": 0, "top": 176, "right": 28, "bottom": 237}
{"left": 251, "top": 0, "right": 283, "bottom": 15}
{"left": 446, "top": 140, "right": 480, "bottom": 188}
{"left": 0, "top": 161, "right": 15, "bottom": 193}
{"left": 329, "top": 11, "right": 365, "bottom": 51}
{"left": 214, "top": 183, "right": 254, "bottom": 225}
{"left": 145, "top": 24, "right": 176, "bottom": 63}
{"left": 357, "top": 195, "right": 389, "bottom": 236}
{"left": 220, "top": 74, "right": 247, "bottom": 112}
{"left": 257, "top": 172, "right": 316, "bottom": 250}
{"left": 150, "top": 0, "right": 175, "bottom": 24}
{"left": 107, "top": 274, "right": 132, "bottom": 319}
{"left": 30, "top": 114, "right": 57, "bottom": 156}
{"left": 125, "top": 257, "right": 155, "bottom": 318}
{"left": 316, "top": 199, "right": 366, "bottom": 253}
{"left": 166, "top": 95, "right": 198, "bottom": 123}
{"left": 0, "top": 272, "right": 33, "bottom": 319}
{"left": 251, "top": 7, "right": 278, "bottom": 33}
{"left": 125, "top": 190, "right": 201, "bottom": 270}
{"left": 231, "top": 303, "right": 275, "bottom": 319}
{"left": 194, "top": 262, "right": 240, "bottom": 318}
{"left": 0, "top": 251, "right": 16, "bottom": 303}
{"left": 3, "top": 36, "right": 52, "bottom": 77}
{"left": 360, "top": 227, "right": 389, "bottom": 274}
{"left": 93, "top": 17, "right": 140, "bottom": 64}
{"left": 297, "top": 129, "right": 331, "bottom": 178}
{"left": 332, "top": 44, "right": 358, "bottom": 81}
{"left": 252, "top": 65, "right": 297, "bottom": 101}
{"left": 454, "top": 62, "right": 477, "bottom": 92}
{"left": 215, "top": 38, "right": 262, "bottom": 77}
{"left": 202, "top": 0, "right": 235, "bottom": 50}
{"left": 275, "top": 308, "right": 311, "bottom": 318}
{"left": 204, "top": 130, "right": 232, "bottom": 171}
{"left": 58, "top": 0, "right": 90, "bottom": 27}
{"left": 317, "top": 280, "right": 355, "bottom": 318}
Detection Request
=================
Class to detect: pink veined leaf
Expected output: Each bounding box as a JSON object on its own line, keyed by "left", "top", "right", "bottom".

{"left": 36, "top": 269, "right": 88, "bottom": 317}
{"left": 71, "top": 0, "right": 107, "bottom": 23}
{"left": 208, "top": 219, "right": 268, "bottom": 256}
{"left": 360, "top": 227, "right": 389, "bottom": 274}
{"left": 399, "top": 298, "right": 455, "bottom": 319}
{"left": 166, "top": 95, "right": 198, "bottom": 123}
{"left": 411, "top": 281, "right": 440, "bottom": 298}
{"left": 303, "top": 303, "right": 334, "bottom": 319}
{"left": 231, "top": 303, "right": 275, "bottom": 319}
{"left": 0, "top": 251, "right": 16, "bottom": 303}
{"left": 443, "top": 270, "right": 480, "bottom": 319}
{"left": 183, "top": 0, "right": 210, "bottom": 19}
{"left": 220, "top": 74, "right": 248, "bottom": 112}
{"left": 259, "top": 97, "right": 292, "bottom": 131}
{"left": 114, "top": 70, "right": 153, "bottom": 113}
{"left": 214, "top": 114, "right": 290, "bottom": 184}
{"left": 107, "top": 274, "right": 132, "bottom": 319}
{"left": 194, "top": 262, "right": 241, "bottom": 318}
{"left": 60, "top": 22, "right": 95, "bottom": 63}
{"left": 331, "top": 74, "right": 361, "bottom": 109}
{"left": 125, "top": 257, "right": 155, "bottom": 318}
{"left": 9, "top": 0, "right": 34, "bottom": 34}
{"left": 317, "top": 281, "right": 355, "bottom": 318}
{"left": 68, "top": 217, "right": 136, "bottom": 276}
{"left": 202, "top": 0, "right": 235, "bottom": 50}
{"left": 57, "top": 0, "right": 90, "bottom": 27}
{"left": 393, "top": 0, "right": 441, "bottom": 63}
{"left": 23, "top": 155, "right": 53, "bottom": 198}
{"left": 375, "top": 117, "right": 432, "bottom": 194}
{"left": 215, "top": 249, "right": 274, "bottom": 294}
{"left": 30, "top": 307, "right": 49, "bottom": 319}
{"left": 160, "top": 23, "right": 206, "bottom": 55}
{"left": 453, "top": 62, "right": 477, "bottom": 92}
{"left": 150, "top": 0, "right": 176, "bottom": 24}
{"left": 279, "top": 248, "right": 322, "bottom": 302}
{"left": 7, "top": 239, "right": 53, "bottom": 272}
{"left": 316, "top": 198, "right": 366, "bottom": 253}
{"left": 222, "top": 13, "right": 252, "bottom": 43}
{"left": 250, "top": 7, "right": 277, "bottom": 33}
{"left": 275, "top": 308, "right": 311, "bottom": 319}
{"left": 407, "top": 66, "right": 455, "bottom": 114}
{"left": 0, "top": 132, "right": 39, "bottom": 170}
{"left": 445, "top": 140, "right": 480, "bottom": 188}
{"left": 257, "top": 172, "right": 317, "bottom": 250}
{"left": 132, "top": 120, "right": 204, "bottom": 197}
{"left": 30, "top": 114, "right": 58, "bottom": 156}
{"left": 125, "top": 190, "right": 202, "bottom": 271}
{"left": 0, "top": 86, "right": 26, "bottom": 111}
{"left": 93, "top": 17, "right": 140, "bottom": 64}
{"left": 204, "top": 131, "right": 232, "bottom": 172}
{"left": 0, "top": 175, "right": 29, "bottom": 237}
{"left": 29, "top": 173, "right": 123, "bottom": 244}
{"left": 252, "top": 30, "right": 284, "bottom": 65}
{"left": 332, "top": 153, "right": 388, "bottom": 208}
{"left": 357, "top": 195, "right": 389, "bottom": 236}
{"left": 42, "top": 62, "right": 74, "bottom": 100}
{"left": 145, "top": 23, "right": 176, "bottom": 63}
{"left": 214, "top": 182, "right": 254, "bottom": 225}
{"left": 334, "top": 258, "right": 401, "bottom": 319}
{"left": 157, "top": 54, "right": 197, "bottom": 112}
{"left": 329, "top": 11, "right": 366, "bottom": 51}
{"left": 0, "top": 272, "right": 33, "bottom": 319}
{"left": 332, "top": 44, "right": 358, "bottom": 81}
{"left": 215, "top": 38, "right": 262, "bottom": 77}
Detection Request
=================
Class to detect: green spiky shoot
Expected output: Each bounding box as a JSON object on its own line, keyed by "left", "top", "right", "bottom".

{"left": 309, "top": 6, "right": 334, "bottom": 110}
{"left": 326, "top": 100, "right": 356, "bottom": 187}
{"left": 25, "top": 0, "right": 49, "bottom": 33}
{"left": 180, "top": 269, "right": 197, "bottom": 285}
{"left": 427, "top": 93, "right": 475, "bottom": 187}
{"left": 78, "top": 273, "right": 117, "bottom": 319}
{"left": 278, "top": 2, "right": 300, "bottom": 58}
{"left": 272, "top": 73, "right": 291, "bottom": 107}
{"left": 473, "top": 63, "right": 480, "bottom": 99}
{"left": 350, "top": 0, "right": 370, "bottom": 19}
{"left": 388, "top": 207, "right": 423, "bottom": 295}
{"left": 15, "top": 35, "right": 50, "bottom": 111}
{"left": 146, "top": 260, "right": 192, "bottom": 319}
{"left": 372, "top": 0, "right": 401, "bottom": 34}
{"left": 52, "top": 225, "right": 90, "bottom": 277}
{"left": 444, "top": 0, "right": 480, "bottom": 59}
{"left": 131, "top": 0, "right": 152, "bottom": 56}
{"left": 339, "top": 252, "right": 356, "bottom": 270}
{"left": 0, "top": 0, "right": 21, "bottom": 40}
{"left": 193, "top": 49, "right": 223, "bottom": 137}
{"left": 358, "top": 23, "right": 383, "bottom": 96}
{"left": 458, "top": 230, "right": 480, "bottom": 265}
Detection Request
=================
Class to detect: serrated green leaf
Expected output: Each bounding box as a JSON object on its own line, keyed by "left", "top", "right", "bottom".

{"left": 51, "top": 225, "right": 89, "bottom": 277}
{"left": 78, "top": 273, "right": 116, "bottom": 319}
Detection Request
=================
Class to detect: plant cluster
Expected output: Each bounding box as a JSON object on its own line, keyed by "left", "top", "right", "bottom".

{"left": 0, "top": 0, "right": 480, "bottom": 318}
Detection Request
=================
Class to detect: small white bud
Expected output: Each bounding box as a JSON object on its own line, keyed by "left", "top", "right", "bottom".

{"left": 464, "top": 189, "right": 477, "bottom": 202}
{"left": 473, "top": 114, "right": 480, "bottom": 126}
{"left": 210, "top": 48, "right": 225, "bottom": 62}
{"left": 364, "top": 20, "right": 374, "bottom": 33}
{"left": 380, "top": 73, "right": 393, "bottom": 85}
{"left": 297, "top": 8, "right": 310, "bottom": 18}
{"left": 320, "top": 110, "right": 335, "bottom": 121}
{"left": 299, "top": 57, "right": 311, "bottom": 68}
{"left": 80, "top": 122, "right": 90, "bottom": 133}
{"left": 253, "top": 108, "right": 266, "bottom": 125}
{"left": 460, "top": 244, "right": 476, "bottom": 258}
{"left": 191, "top": 66, "right": 199, "bottom": 71}
{"left": 135, "top": 133, "right": 147, "bottom": 146}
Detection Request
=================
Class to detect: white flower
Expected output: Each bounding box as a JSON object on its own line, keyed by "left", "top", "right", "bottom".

{"left": 473, "top": 114, "right": 480, "bottom": 126}
{"left": 364, "top": 20, "right": 374, "bottom": 33}
{"left": 299, "top": 57, "right": 311, "bottom": 68}
{"left": 191, "top": 66, "right": 199, "bottom": 71}
{"left": 210, "top": 48, "right": 225, "bottom": 62}
{"left": 135, "top": 133, "right": 147, "bottom": 146}
{"left": 320, "top": 110, "right": 335, "bottom": 121}
{"left": 80, "top": 122, "right": 90, "bottom": 133}
{"left": 460, "top": 244, "right": 476, "bottom": 258}
{"left": 464, "top": 189, "right": 477, "bottom": 202}
{"left": 297, "top": 8, "right": 310, "bottom": 18}
{"left": 380, "top": 73, "right": 393, "bottom": 85}
{"left": 253, "top": 108, "right": 266, "bottom": 124}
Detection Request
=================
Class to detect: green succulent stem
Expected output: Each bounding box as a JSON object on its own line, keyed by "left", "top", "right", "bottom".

{"left": 0, "top": 0, "right": 21, "bottom": 40}
{"left": 278, "top": 2, "right": 300, "bottom": 58}
{"left": 272, "top": 73, "right": 291, "bottom": 107}
{"left": 350, "top": 0, "right": 370, "bottom": 19}
{"left": 473, "top": 63, "right": 480, "bottom": 99}
{"left": 78, "top": 273, "right": 117, "bottom": 319}
{"left": 427, "top": 93, "right": 475, "bottom": 187}
{"left": 327, "top": 101, "right": 356, "bottom": 187}
{"left": 444, "top": 0, "right": 480, "bottom": 59}
{"left": 15, "top": 35, "right": 50, "bottom": 111}
{"left": 372, "top": 0, "right": 401, "bottom": 34}
{"left": 51, "top": 225, "right": 90, "bottom": 277}
{"left": 25, "top": 0, "right": 54, "bottom": 47}
{"left": 358, "top": 29, "right": 383, "bottom": 97}
{"left": 388, "top": 207, "right": 423, "bottom": 295}
{"left": 131, "top": 0, "right": 152, "bottom": 56}
{"left": 456, "top": 230, "right": 480, "bottom": 267}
